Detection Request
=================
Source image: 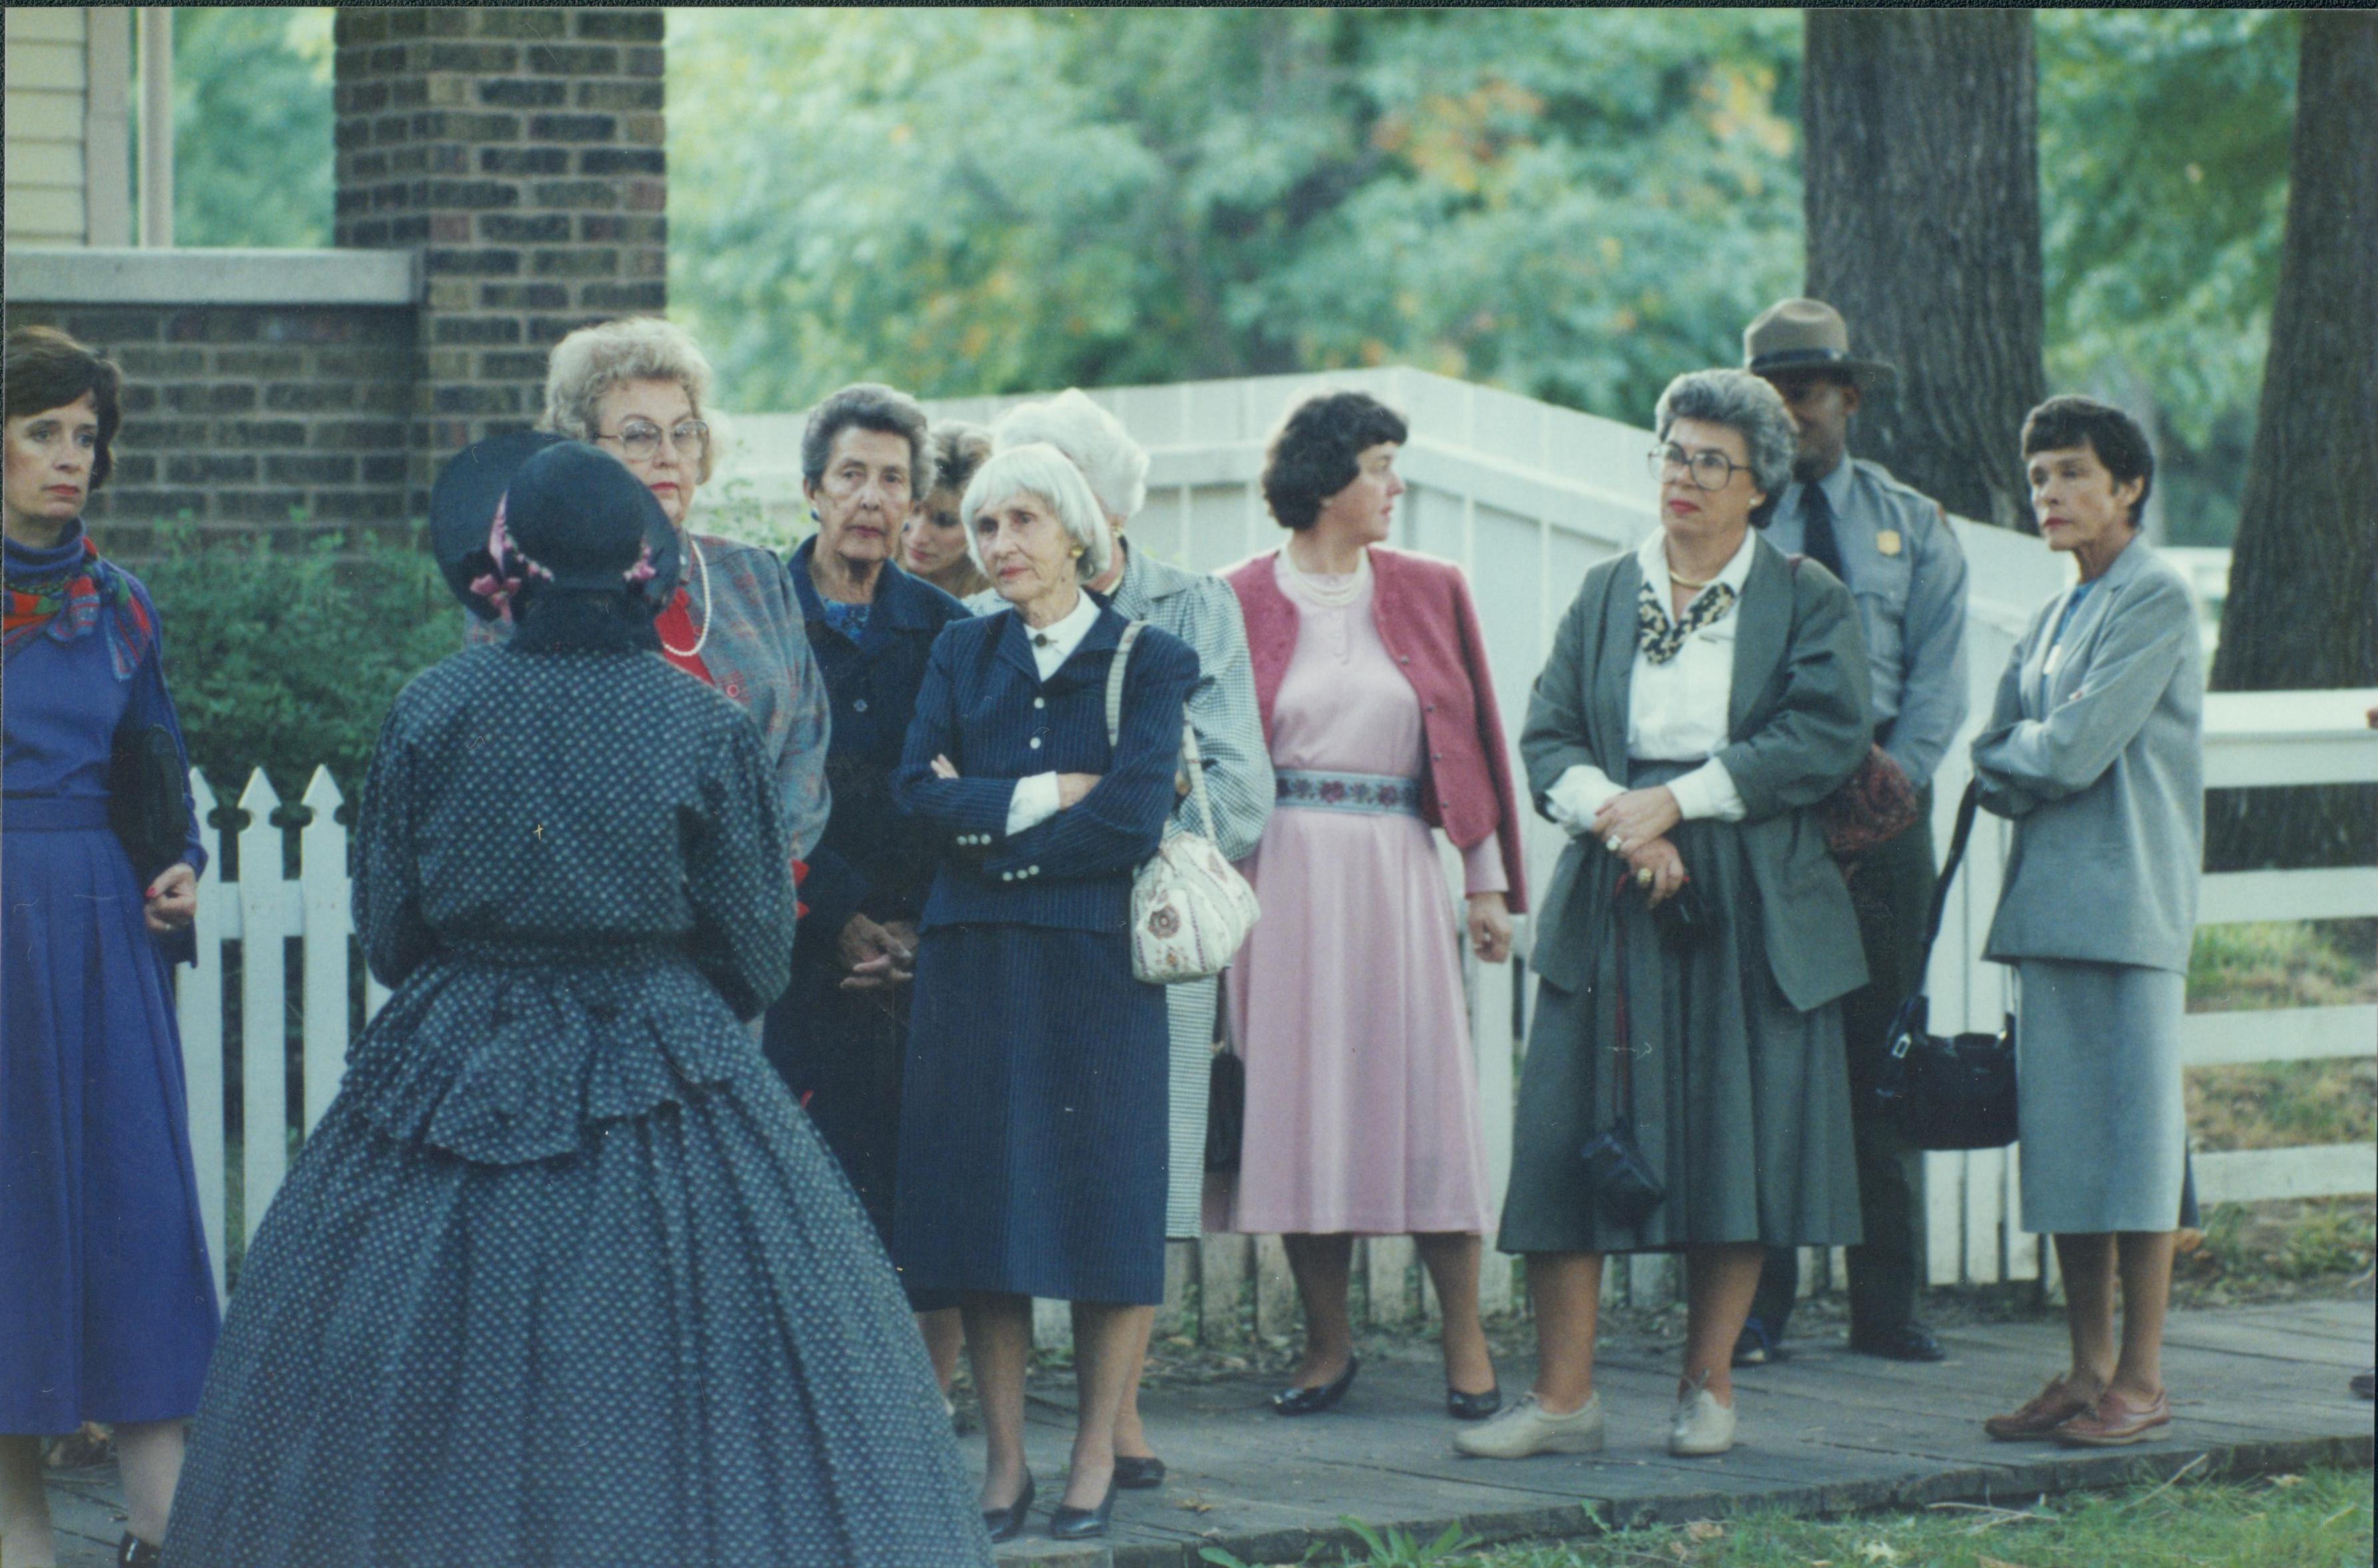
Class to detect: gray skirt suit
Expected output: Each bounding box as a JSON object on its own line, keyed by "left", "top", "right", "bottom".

{"left": 1500, "top": 538, "right": 1874, "bottom": 1254}
{"left": 1973, "top": 540, "right": 2203, "bottom": 1235}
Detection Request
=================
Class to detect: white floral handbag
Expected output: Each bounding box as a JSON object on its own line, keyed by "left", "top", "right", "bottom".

{"left": 1106, "top": 622, "right": 1261, "bottom": 983}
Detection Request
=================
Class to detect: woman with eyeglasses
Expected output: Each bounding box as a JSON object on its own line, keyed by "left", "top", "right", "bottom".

{"left": 1464, "top": 370, "right": 1871, "bottom": 1463}
{"left": 505, "top": 317, "right": 832, "bottom": 875}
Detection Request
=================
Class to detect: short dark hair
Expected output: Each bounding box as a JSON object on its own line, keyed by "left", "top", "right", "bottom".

{"left": 2021, "top": 395, "right": 2154, "bottom": 527}
{"left": 1261, "top": 391, "right": 1409, "bottom": 531}
{"left": 927, "top": 419, "right": 992, "bottom": 500}
{"left": 802, "top": 382, "right": 934, "bottom": 501}
{"left": 5, "top": 325, "right": 124, "bottom": 491}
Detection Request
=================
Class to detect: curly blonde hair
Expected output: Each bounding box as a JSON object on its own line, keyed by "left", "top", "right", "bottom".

{"left": 541, "top": 317, "right": 719, "bottom": 483}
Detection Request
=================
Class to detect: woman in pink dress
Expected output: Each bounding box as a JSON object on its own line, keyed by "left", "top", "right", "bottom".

{"left": 1215, "top": 392, "right": 1528, "bottom": 1421}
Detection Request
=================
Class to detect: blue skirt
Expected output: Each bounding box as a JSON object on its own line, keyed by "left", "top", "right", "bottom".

{"left": 1, "top": 812, "right": 219, "bottom": 1433}
{"left": 896, "top": 924, "right": 1168, "bottom": 1304}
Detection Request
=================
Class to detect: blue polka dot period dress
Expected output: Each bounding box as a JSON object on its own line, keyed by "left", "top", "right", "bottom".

{"left": 162, "top": 440, "right": 993, "bottom": 1568}
{"left": 3, "top": 522, "right": 219, "bottom": 1439}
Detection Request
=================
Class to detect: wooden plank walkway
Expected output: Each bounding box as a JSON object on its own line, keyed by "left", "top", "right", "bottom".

{"left": 43, "top": 1297, "right": 2374, "bottom": 1567}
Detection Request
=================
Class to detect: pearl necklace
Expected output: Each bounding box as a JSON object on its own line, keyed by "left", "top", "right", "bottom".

{"left": 1281, "top": 540, "right": 1369, "bottom": 607}
{"left": 662, "top": 532, "right": 712, "bottom": 658}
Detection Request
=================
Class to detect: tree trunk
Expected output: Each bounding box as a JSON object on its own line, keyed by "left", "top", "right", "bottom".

{"left": 1802, "top": 9, "right": 2046, "bottom": 531}
{"left": 2205, "top": 12, "right": 2378, "bottom": 872}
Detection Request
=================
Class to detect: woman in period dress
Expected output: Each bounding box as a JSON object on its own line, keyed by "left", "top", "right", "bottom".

{"left": 891, "top": 444, "right": 1196, "bottom": 1543}
{"left": 2, "top": 326, "right": 215, "bottom": 1568}
{"left": 1213, "top": 390, "right": 1528, "bottom": 1422}
{"left": 160, "top": 439, "right": 991, "bottom": 1567}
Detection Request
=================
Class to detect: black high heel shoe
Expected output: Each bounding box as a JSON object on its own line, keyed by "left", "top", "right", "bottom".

{"left": 1113, "top": 1453, "right": 1167, "bottom": 1489}
{"left": 1447, "top": 1380, "right": 1503, "bottom": 1421}
{"left": 1048, "top": 1477, "right": 1118, "bottom": 1541}
{"left": 118, "top": 1535, "right": 163, "bottom": 1568}
{"left": 981, "top": 1472, "right": 1035, "bottom": 1544}
{"left": 1271, "top": 1354, "right": 1359, "bottom": 1416}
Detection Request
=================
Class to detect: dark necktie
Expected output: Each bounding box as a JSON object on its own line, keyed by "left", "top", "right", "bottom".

{"left": 1801, "top": 485, "right": 1848, "bottom": 585}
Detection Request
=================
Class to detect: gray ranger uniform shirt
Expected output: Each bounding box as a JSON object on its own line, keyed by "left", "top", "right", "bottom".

{"left": 1769, "top": 457, "right": 1969, "bottom": 790}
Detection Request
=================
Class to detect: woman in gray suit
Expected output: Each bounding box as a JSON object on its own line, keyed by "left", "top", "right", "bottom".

{"left": 1464, "top": 370, "right": 1871, "bottom": 1462}
{"left": 1974, "top": 396, "right": 2203, "bottom": 1449}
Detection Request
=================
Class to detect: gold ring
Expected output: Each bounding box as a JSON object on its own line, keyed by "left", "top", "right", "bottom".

{"left": 1636, "top": 866, "right": 1655, "bottom": 888}
{"left": 1606, "top": 834, "right": 1624, "bottom": 854}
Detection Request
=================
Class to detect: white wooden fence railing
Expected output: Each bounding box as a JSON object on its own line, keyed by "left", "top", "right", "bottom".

{"left": 177, "top": 368, "right": 2374, "bottom": 1332}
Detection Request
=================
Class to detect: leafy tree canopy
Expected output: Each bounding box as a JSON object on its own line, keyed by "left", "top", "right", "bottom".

{"left": 168, "top": 7, "right": 336, "bottom": 248}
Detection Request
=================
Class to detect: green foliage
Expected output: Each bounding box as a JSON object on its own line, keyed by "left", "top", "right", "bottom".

{"left": 1340, "top": 1515, "right": 1482, "bottom": 1567}
{"left": 668, "top": 9, "right": 1803, "bottom": 425}
{"left": 2036, "top": 11, "right": 2297, "bottom": 545}
{"left": 1456, "top": 1464, "right": 2369, "bottom": 1567}
{"left": 136, "top": 527, "right": 457, "bottom": 806}
{"left": 168, "top": 7, "right": 336, "bottom": 248}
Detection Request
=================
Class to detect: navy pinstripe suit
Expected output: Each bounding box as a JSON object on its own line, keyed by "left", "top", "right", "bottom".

{"left": 888, "top": 600, "right": 1197, "bottom": 1304}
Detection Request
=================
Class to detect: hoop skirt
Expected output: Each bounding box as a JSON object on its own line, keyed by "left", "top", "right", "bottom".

{"left": 164, "top": 643, "right": 990, "bottom": 1567}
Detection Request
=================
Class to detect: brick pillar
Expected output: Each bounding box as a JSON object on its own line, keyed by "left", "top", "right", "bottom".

{"left": 331, "top": 7, "right": 665, "bottom": 509}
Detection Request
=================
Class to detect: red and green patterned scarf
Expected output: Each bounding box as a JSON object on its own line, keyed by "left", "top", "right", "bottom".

{"left": 3, "top": 533, "right": 153, "bottom": 679}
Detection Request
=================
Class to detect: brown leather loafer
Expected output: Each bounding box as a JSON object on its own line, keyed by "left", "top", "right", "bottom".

{"left": 1982, "top": 1376, "right": 2097, "bottom": 1441}
{"left": 2056, "top": 1387, "right": 2171, "bottom": 1447}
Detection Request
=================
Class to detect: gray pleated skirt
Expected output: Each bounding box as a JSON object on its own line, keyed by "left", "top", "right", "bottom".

{"left": 1498, "top": 771, "right": 1864, "bottom": 1256}
{"left": 2014, "top": 959, "right": 2190, "bottom": 1234}
{"left": 1164, "top": 975, "right": 1219, "bottom": 1238}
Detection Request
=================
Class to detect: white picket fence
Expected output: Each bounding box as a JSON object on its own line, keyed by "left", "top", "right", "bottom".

{"left": 176, "top": 367, "right": 2375, "bottom": 1327}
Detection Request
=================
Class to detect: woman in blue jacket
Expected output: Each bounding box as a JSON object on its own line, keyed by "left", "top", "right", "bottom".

{"left": 892, "top": 443, "right": 1195, "bottom": 1545}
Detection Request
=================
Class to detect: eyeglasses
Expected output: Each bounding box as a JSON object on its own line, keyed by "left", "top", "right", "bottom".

{"left": 599, "top": 418, "right": 710, "bottom": 465}
{"left": 1647, "top": 443, "right": 1751, "bottom": 492}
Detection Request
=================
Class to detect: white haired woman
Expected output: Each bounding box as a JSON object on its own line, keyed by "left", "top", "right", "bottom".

{"left": 477, "top": 317, "right": 832, "bottom": 876}
{"left": 988, "top": 389, "right": 1273, "bottom": 1491}
{"left": 1466, "top": 369, "right": 1871, "bottom": 1462}
{"left": 890, "top": 445, "right": 1197, "bottom": 1544}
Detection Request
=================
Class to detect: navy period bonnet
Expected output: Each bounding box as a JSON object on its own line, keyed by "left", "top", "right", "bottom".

{"left": 430, "top": 432, "right": 681, "bottom": 622}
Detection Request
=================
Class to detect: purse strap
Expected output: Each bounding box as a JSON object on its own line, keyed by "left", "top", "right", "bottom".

{"left": 1913, "top": 780, "right": 1983, "bottom": 977}
{"left": 1104, "top": 619, "right": 1219, "bottom": 846}
{"left": 1608, "top": 872, "right": 1638, "bottom": 1132}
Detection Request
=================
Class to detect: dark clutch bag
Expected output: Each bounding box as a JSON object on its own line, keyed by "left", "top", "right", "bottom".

{"left": 1872, "top": 996, "right": 2018, "bottom": 1150}
{"left": 107, "top": 722, "right": 191, "bottom": 886}
{"left": 1817, "top": 744, "right": 1920, "bottom": 860}
{"left": 1578, "top": 1123, "right": 1667, "bottom": 1228}
{"left": 1205, "top": 1045, "right": 1247, "bottom": 1173}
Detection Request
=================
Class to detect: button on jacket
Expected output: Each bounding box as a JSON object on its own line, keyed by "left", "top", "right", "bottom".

{"left": 1226, "top": 545, "right": 1527, "bottom": 911}
{"left": 1769, "top": 458, "right": 1968, "bottom": 791}
{"left": 892, "top": 600, "right": 1197, "bottom": 933}
{"left": 786, "top": 538, "right": 973, "bottom": 944}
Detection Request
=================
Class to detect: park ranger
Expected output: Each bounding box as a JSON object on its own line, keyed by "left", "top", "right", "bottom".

{"left": 1737, "top": 297, "right": 1970, "bottom": 1367}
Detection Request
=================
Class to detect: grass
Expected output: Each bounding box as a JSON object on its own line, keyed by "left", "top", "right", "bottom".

{"left": 2186, "top": 919, "right": 2375, "bottom": 1015}
{"left": 1337, "top": 1463, "right": 2375, "bottom": 1568}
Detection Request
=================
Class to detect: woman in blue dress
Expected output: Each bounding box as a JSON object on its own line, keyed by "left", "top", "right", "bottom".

{"left": 160, "top": 439, "right": 992, "bottom": 1567}
{"left": 891, "top": 443, "right": 1195, "bottom": 1543}
{"left": 2, "top": 326, "right": 216, "bottom": 1568}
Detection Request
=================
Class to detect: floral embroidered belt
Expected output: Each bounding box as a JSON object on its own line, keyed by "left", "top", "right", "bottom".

{"left": 1274, "top": 768, "right": 1423, "bottom": 818}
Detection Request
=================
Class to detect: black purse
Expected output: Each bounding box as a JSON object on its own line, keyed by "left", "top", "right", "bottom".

{"left": 106, "top": 722, "right": 191, "bottom": 887}
{"left": 1578, "top": 874, "right": 1667, "bottom": 1229}
{"left": 1870, "top": 782, "right": 2019, "bottom": 1150}
{"left": 1204, "top": 985, "right": 1246, "bottom": 1174}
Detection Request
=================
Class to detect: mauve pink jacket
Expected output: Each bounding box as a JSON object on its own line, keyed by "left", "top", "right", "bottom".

{"left": 1225, "top": 545, "right": 1528, "bottom": 913}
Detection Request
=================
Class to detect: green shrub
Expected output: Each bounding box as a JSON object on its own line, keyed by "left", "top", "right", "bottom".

{"left": 134, "top": 525, "right": 461, "bottom": 810}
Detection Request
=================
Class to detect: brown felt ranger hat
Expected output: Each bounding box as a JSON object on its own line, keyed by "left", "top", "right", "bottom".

{"left": 1743, "top": 298, "right": 1898, "bottom": 390}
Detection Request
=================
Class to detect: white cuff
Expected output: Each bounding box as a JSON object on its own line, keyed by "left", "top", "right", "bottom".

{"left": 1666, "top": 758, "right": 1745, "bottom": 823}
{"left": 1004, "top": 772, "right": 1061, "bottom": 836}
{"left": 1544, "top": 764, "right": 1624, "bottom": 835}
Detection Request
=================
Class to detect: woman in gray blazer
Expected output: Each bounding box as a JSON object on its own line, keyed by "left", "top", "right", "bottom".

{"left": 1464, "top": 370, "right": 1872, "bottom": 1463}
{"left": 1974, "top": 396, "right": 2204, "bottom": 1449}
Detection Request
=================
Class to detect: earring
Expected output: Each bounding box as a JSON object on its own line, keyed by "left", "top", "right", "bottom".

{"left": 1071, "top": 547, "right": 1085, "bottom": 559}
